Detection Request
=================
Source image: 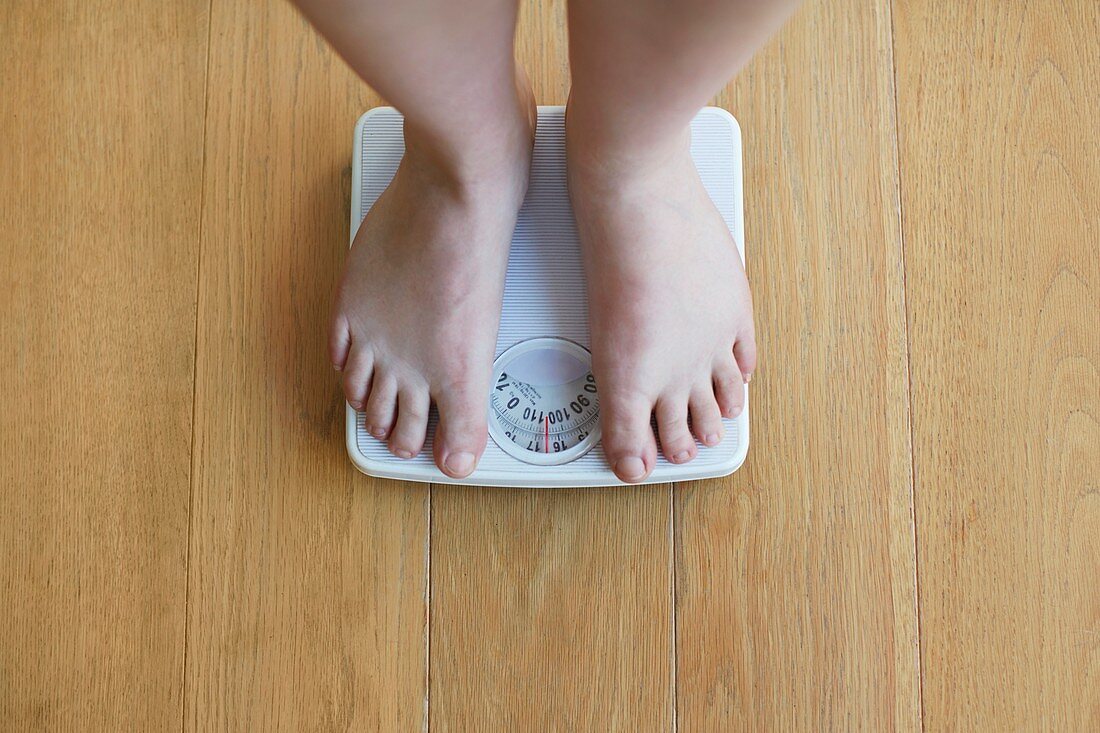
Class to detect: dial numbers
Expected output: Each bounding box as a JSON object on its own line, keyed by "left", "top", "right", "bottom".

{"left": 488, "top": 339, "right": 601, "bottom": 466}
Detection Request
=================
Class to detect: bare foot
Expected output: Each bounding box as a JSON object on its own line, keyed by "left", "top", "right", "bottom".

{"left": 332, "top": 84, "right": 535, "bottom": 478}
{"left": 568, "top": 128, "right": 757, "bottom": 483}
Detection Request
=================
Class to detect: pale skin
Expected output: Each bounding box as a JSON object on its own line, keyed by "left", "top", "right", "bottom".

{"left": 295, "top": 0, "right": 796, "bottom": 482}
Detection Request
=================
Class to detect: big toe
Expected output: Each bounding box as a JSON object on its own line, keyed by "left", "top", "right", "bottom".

{"left": 600, "top": 392, "right": 658, "bottom": 483}
{"left": 433, "top": 387, "right": 489, "bottom": 479}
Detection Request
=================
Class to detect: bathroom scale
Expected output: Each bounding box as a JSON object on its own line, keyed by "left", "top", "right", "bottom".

{"left": 346, "top": 105, "right": 748, "bottom": 487}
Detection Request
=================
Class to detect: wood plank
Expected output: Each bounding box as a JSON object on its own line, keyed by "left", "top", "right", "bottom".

{"left": 428, "top": 3, "right": 674, "bottom": 729}
{"left": 675, "top": 1, "right": 922, "bottom": 729}
{"left": 893, "top": 1, "right": 1100, "bottom": 729}
{"left": 184, "top": 1, "right": 428, "bottom": 728}
{"left": 430, "top": 487, "right": 673, "bottom": 730}
{"left": 0, "top": 0, "right": 208, "bottom": 727}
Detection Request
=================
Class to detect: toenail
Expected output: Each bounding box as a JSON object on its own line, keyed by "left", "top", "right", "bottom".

{"left": 704, "top": 433, "right": 720, "bottom": 446}
{"left": 333, "top": 363, "right": 342, "bottom": 372}
{"left": 393, "top": 448, "right": 415, "bottom": 459}
{"left": 349, "top": 400, "right": 362, "bottom": 410}
{"left": 672, "top": 450, "right": 692, "bottom": 463}
{"left": 615, "top": 456, "right": 646, "bottom": 482}
{"left": 369, "top": 426, "right": 386, "bottom": 438}
{"left": 444, "top": 451, "right": 476, "bottom": 476}
{"left": 744, "top": 372, "right": 752, "bottom": 384}
{"left": 732, "top": 405, "right": 743, "bottom": 417}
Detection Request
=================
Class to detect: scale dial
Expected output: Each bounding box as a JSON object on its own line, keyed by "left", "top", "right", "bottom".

{"left": 489, "top": 338, "right": 601, "bottom": 466}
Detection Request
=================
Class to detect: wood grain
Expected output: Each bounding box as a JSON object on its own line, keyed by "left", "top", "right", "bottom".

{"left": 675, "top": 1, "right": 922, "bottom": 729}
{"left": 183, "top": 1, "right": 428, "bottom": 729}
{"left": 430, "top": 486, "right": 674, "bottom": 730}
{"left": 893, "top": 1, "right": 1100, "bottom": 729}
{"left": 428, "top": 2, "right": 673, "bottom": 729}
{"left": 0, "top": 0, "right": 208, "bottom": 728}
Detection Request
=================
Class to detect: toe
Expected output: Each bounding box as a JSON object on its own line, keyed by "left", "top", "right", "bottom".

{"left": 329, "top": 314, "right": 351, "bottom": 372}
{"left": 656, "top": 396, "right": 697, "bottom": 464}
{"left": 340, "top": 347, "right": 374, "bottom": 410}
{"left": 713, "top": 356, "right": 745, "bottom": 418}
{"left": 389, "top": 386, "right": 430, "bottom": 458}
{"left": 363, "top": 372, "right": 398, "bottom": 440}
{"left": 689, "top": 385, "right": 724, "bottom": 447}
{"left": 733, "top": 332, "right": 757, "bottom": 384}
{"left": 433, "top": 386, "right": 489, "bottom": 479}
{"left": 600, "top": 391, "right": 658, "bottom": 483}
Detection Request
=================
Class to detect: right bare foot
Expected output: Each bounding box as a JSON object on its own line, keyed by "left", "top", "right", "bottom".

{"left": 331, "top": 84, "right": 535, "bottom": 479}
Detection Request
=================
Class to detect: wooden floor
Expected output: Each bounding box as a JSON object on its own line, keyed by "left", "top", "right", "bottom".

{"left": 1, "top": 0, "right": 1096, "bottom": 729}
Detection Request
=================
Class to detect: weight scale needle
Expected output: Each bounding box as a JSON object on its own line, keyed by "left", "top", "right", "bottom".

{"left": 544, "top": 417, "right": 549, "bottom": 454}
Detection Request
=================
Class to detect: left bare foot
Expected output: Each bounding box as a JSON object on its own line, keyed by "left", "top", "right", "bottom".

{"left": 567, "top": 128, "right": 756, "bottom": 483}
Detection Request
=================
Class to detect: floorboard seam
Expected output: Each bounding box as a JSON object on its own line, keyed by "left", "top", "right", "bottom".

{"left": 670, "top": 484, "right": 678, "bottom": 733}
{"left": 425, "top": 485, "right": 433, "bottom": 733}
{"left": 180, "top": 0, "right": 217, "bottom": 729}
{"left": 885, "top": 1, "right": 927, "bottom": 729}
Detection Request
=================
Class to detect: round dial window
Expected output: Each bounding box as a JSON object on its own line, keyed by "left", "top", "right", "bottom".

{"left": 488, "top": 338, "right": 601, "bottom": 466}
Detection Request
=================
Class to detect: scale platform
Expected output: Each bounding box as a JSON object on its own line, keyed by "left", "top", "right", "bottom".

{"left": 346, "top": 105, "right": 748, "bottom": 487}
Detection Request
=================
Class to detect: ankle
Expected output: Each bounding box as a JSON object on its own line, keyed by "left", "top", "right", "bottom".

{"left": 567, "top": 120, "right": 686, "bottom": 189}
{"left": 403, "top": 67, "right": 535, "bottom": 195}
{"left": 565, "top": 110, "right": 692, "bottom": 183}
{"left": 403, "top": 114, "right": 532, "bottom": 193}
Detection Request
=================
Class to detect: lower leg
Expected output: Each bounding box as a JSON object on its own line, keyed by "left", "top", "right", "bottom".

{"left": 567, "top": 0, "right": 794, "bottom": 162}
{"left": 566, "top": 0, "right": 796, "bottom": 481}
{"left": 295, "top": 0, "right": 534, "bottom": 477}
{"left": 296, "top": 0, "right": 532, "bottom": 172}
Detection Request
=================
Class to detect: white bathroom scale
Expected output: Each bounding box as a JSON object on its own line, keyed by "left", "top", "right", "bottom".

{"left": 346, "top": 105, "right": 748, "bottom": 487}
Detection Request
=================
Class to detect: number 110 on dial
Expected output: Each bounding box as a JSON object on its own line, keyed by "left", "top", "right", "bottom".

{"left": 488, "top": 338, "right": 602, "bottom": 466}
